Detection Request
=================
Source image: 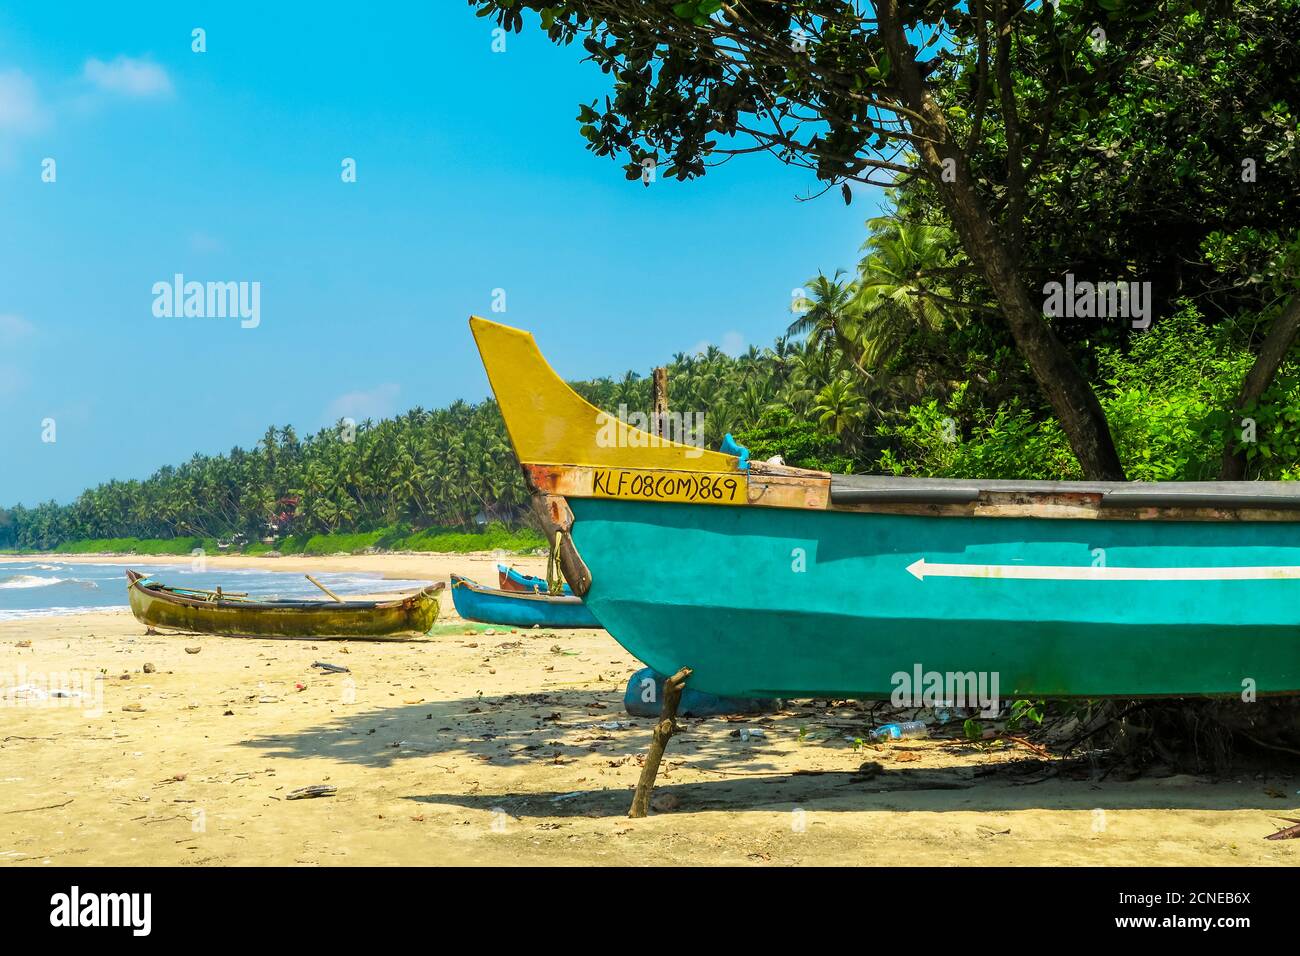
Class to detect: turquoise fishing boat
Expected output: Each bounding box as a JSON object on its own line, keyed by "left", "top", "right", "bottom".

{"left": 450, "top": 574, "right": 601, "bottom": 629}
{"left": 470, "top": 315, "right": 1300, "bottom": 701}
{"left": 498, "top": 564, "right": 572, "bottom": 594}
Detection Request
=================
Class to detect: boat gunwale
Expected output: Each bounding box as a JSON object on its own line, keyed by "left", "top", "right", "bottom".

{"left": 828, "top": 474, "right": 1300, "bottom": 508}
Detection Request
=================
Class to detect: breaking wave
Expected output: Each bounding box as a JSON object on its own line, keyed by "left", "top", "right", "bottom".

{"left": 0, "top": 575, "right": 66, "bottom": 590}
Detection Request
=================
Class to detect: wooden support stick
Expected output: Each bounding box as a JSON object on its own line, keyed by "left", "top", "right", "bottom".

{"left": 651, "top": 366, "right": 669, "bottom": 439}
{"left": 305, "top": 574, "right": 343, "bottom": 603}
{"left": 629, "top": 666, "right": 692, "bottom": 818}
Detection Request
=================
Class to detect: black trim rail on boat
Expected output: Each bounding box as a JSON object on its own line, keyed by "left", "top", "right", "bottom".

{"left": 827, "top": 475, "right": 1300, "bottom": 509}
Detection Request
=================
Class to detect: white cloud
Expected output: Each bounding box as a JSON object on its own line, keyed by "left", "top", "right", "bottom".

{"left": 0, "top": 313, "right": 34, "bottom": 344}
{"left": 720, "top": 330, "right": 745, "bottom": 356}
{"left": 326, "top": 384, "right": 401, "bottom": 423}
{"left": 83, "top": 56, "right": 172, "bottom": 98}
{"left": 692, "top": 330, "right": 746, "bottom": 357}
{"left": 0, "top": 69, "right": 46, "bottom": 134}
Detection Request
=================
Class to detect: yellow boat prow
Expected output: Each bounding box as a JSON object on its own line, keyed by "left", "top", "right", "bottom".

{"left": 469, "top": 315, "right": 739, "bottom": 473}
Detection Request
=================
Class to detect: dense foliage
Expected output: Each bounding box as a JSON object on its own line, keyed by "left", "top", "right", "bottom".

{"left": 474, "top": 0, "right": 1300, "bottom": 482}
{"left": 1, "top": 404, "right": 528, "bottom": 550}
{"left": 0, "top": 341, "right": 870, "bottom": 550}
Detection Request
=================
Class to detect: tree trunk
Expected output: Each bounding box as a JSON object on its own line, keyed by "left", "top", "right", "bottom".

{"left": 1219, "top": 296, "right": 1300, "bottom": 479}
{"left": 651, "top": 366, "right": 669, "bottom": 439}
{"left": 877, "top": 2, "right": 1126, "bottom": 481}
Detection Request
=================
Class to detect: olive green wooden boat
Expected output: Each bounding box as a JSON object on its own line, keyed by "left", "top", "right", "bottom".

{"left": 125, "top": 569, "right": 443, "bottom": 639}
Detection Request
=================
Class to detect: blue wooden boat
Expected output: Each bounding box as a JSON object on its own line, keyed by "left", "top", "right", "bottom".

{"left": 469, "top": 314, "right": 1300, "bottom": 701}
{"left": 498, "top": 564, "right": 572, "bottom": 594}
{"left": 450, "top": 574, "right": 601, "bottom": 629}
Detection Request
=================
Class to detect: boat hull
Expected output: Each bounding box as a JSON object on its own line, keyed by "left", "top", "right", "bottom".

{"left": 126, "top": 573, "right": 442, "bottom": 639}
{"left": 451, "top": 575, "right": 601, "bottom": 628}
{"left": 569, "top": 498, "right": 1300, "bottom": 698}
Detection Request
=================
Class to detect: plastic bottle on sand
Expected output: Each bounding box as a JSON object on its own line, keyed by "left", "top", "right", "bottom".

{"left": 872, "top": 720, "right": 928, "bottom": 740}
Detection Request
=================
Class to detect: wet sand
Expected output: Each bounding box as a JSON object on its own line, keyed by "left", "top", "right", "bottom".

{"left": 1, "top": 553, "right": 1297, "bottom": 866}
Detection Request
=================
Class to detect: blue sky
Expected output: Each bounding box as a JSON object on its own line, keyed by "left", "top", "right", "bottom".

{"left": 0, "top": 2, "right": 876, "bottom": 506}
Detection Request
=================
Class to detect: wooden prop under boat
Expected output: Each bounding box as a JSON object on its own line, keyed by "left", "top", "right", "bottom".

{"left": 497, "top": 564, "right": 572, "bottom": 594}
{"left": 450, "top": 574, "right": 600, "bottom": 629}
{"left": 125, "top": 570, "right": 443, "bottom": 639}
{"left": 470, "top": 314, "right": 1300, "bottom": 700}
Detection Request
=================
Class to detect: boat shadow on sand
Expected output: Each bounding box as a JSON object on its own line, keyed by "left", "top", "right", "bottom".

{"left": 235, "top": 691, "right": 1296, "bottom": 816}
{"left": 236, "top": 688, "right": 794, "bottom": 776}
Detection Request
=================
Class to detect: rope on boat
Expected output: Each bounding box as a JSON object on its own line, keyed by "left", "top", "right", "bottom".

{"left": 545, "top": 530, "right": 567, "bottom": 595}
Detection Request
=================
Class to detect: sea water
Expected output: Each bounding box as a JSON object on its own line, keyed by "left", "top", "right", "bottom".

{"left": 0, "top": 561, "right": 434, "bottom": 621}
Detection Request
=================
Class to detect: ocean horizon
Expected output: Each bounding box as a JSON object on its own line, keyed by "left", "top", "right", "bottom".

{"left": 0, "top": 561, "right": 434, "bottom": 621}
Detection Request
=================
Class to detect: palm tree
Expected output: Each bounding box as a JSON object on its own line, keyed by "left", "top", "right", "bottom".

{"left": 812, "top": 377, "right": 869, "bottom": 437}
{"left": 787, "top": 270, "right": 861, "bottom": 355}
{"left": 852, "top": 217, "right": 961, "bottom": 368}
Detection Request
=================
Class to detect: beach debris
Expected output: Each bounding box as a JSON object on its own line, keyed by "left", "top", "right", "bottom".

{"left": 184, "top": 647, "right": 201, "bottom": 655}
{"left": 285, "top": 785, "right": 337, "bottom": 800}
{"left": 257, "top": 696, "right": 279, "bottom": 704}
{"left": 2, "top": 798, "right": 74, "bottom": 815}
{"left": 599, "top": 720, "right": 632, "bottom": 730}
{"left": 551, "top": 791, "right": 585, "bottom": 803}
{"left": 15, "top": 640, "right": 31, "bottom": 648}
{"left": 394, "top": 740, "right": 437, "bottom": 752}
{"left": 121, "top": 703, "right": 146, "bottom": 713}
{"left": 3, "top": 684, "right": 44, "bottom": 701}
{"left": 311, "top": 661, "right": 350, "bottom": 674}
{"left": 1, "top": 684, "right": 84, "bottom": 701}
{"left": 872, "top": 721, "right": 929, "bottom": 740}
{"left": 737, "top": 728, "right": 765, "bottom": 741}
{"left": 143, "top": 663, "right": 156, "bottom": 674}
{"left": 1265, "top": 817, "right": 1300, "bottom": 841}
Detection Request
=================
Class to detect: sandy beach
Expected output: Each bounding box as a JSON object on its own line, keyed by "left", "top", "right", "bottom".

{"left": 1, "top": 553, "right": 1296, "bottom": 866}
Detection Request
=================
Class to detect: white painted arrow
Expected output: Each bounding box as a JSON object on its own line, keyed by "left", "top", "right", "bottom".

{"left": 906, "top": 558, "right": 1300, "bottom": 582}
